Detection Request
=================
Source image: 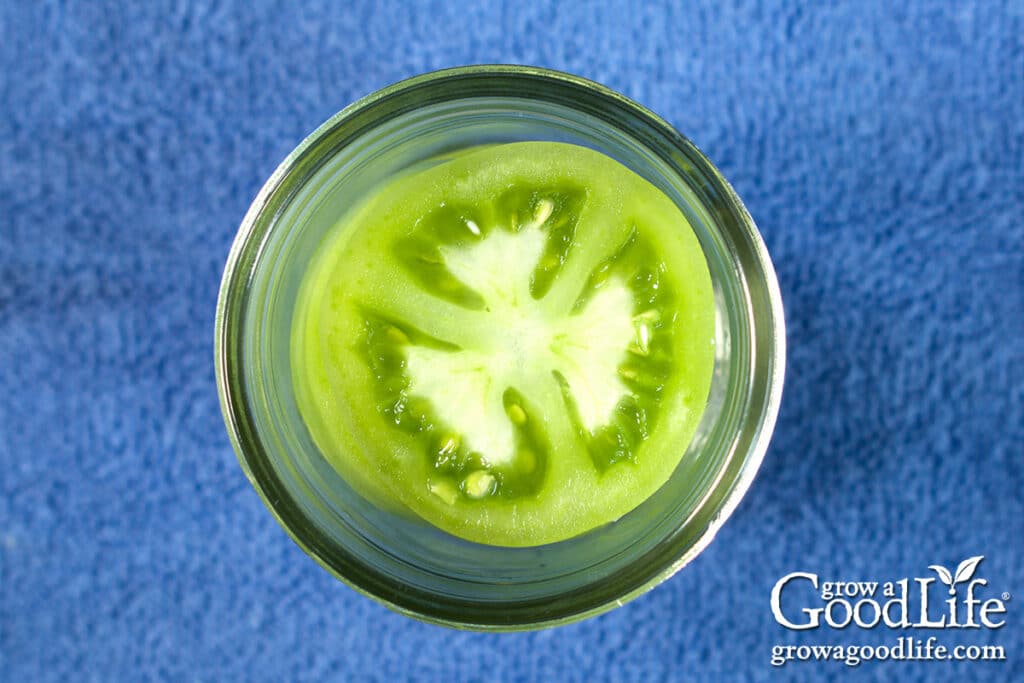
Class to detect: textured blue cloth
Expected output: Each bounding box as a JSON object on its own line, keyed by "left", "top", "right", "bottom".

{"left": 2, "top": 1, "right": 1022, "bottom": 680}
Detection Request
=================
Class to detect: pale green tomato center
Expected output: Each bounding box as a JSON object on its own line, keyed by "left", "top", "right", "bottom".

{"left": 404, "top": 221, "right": 636, "bottom": 466}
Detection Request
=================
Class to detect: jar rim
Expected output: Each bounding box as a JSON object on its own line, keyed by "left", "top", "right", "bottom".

{"left": 215, "top": 64, "right": 786, "bottom": 630}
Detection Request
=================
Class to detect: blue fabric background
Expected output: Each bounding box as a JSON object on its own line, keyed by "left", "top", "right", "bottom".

{"left": 2, "top": 1, "right": 1022, "bottom": 680}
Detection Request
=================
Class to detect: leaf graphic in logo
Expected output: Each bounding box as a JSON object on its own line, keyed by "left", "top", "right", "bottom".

{"left": 953, "top": 555, "right": 984, "bottom": 584}
{"left": 929, "top": 556, "right": 985, "bottom": 596}
{"left": 929, "top": 564, "right": 954, "bottom": 593}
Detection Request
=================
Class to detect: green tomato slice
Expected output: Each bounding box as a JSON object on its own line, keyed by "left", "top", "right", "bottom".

{"left": 291, "top": 142, "right": 715, "bottom": 546}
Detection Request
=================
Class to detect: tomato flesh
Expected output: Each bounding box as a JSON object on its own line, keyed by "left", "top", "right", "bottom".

{"left": 291, "top": 142, "right": 715, "bottom": 546}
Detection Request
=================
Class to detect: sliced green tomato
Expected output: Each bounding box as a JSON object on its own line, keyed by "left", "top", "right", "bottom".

{"left": 291, "top": 141, "right": 715, "bottom": 546}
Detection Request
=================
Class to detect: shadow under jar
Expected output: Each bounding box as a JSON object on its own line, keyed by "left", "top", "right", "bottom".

{"left": 215, "top": 65, "right": 785, "bottom": 630}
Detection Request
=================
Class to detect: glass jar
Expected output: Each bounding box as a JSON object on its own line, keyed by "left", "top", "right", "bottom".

{"left": 215, "top": 65, "right": 785, "bottom": 630}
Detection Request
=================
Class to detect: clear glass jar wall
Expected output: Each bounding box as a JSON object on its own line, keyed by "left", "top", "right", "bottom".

{"left": 215, "top": 66, "right": 785, "bottom": 630}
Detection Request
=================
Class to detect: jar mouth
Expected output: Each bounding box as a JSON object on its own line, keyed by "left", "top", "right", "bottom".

{"left": 215, "top": 65, "right": 785, "bottom": 630}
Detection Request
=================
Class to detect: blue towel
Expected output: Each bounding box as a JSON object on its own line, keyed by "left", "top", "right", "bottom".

{"left": 2, "top": 1, "right": 1021, "bottom": 680}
